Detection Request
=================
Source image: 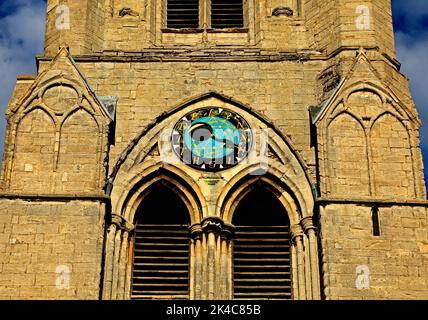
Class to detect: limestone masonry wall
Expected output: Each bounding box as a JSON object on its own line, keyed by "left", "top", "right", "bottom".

{"left": 0, "top": 200, "right": 105, "bottom": 299}
{"left": 0, "top": 0, "right": 426, "bottom": 300}
{"left": 319, "top": 204, "right": 428, "bottom": 299}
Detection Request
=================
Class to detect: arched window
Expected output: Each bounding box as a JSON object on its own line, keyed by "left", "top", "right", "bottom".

{"left": 232, "top": 186, "right": 293, "bottom": 300}
{"left": 131, "top": 183, "right": 191, "bottom": 300}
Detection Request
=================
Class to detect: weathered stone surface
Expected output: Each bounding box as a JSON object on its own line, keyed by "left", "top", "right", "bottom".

{"left": 0, "top": 0, "right": 426, "bottom": 300}
{"left": 319, "top": 204, "right": 428, "bottom": 299}
{"left": 0, "top": 200, "right": 104, "bottom": 299}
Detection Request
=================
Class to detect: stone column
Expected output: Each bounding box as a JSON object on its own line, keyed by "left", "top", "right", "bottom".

{"left": 301, "top": 216, "right": 321, "bottom": 300}
{"left": 190, "top": 238, "right": 196, "bottom": 300}
{"left": 202, "top": 218, "right": 222, "bottom": 300}
{"left": 221, "top": 223, "right": 235, "bottom": 300}
{"left": 102, "top": 214, "right": 134, "bottom": 300}
{"left": 102, "top": 223, "right": 117, "bottom": 300}
{"left": 190, "top": 224, "right": 203, "bottom": 299}
{"left": 114, "top": 230, "right": 129, "bottom": 300}
{"left": 227, "top": 239, "right": 233, "bottom": 300}
{"left": 215, "top": 234, "right": 222, "bottom": 300}
{"left": 117, "top": 222, "right": 133, "bottom": 300}
{"left": 304, "top": 236, "right": 313, "bottom": 299}
{"left": 111, "top": 229, "right": 122, "bottom": 298}
{"left": 124, "top": 237, "right": 133, "bottom": 300}
{"left": 291, "top": 224, "right": 306, "bottom": 300}
{"left": 201, "top": 232, "right": 208, "bottom": 299}
{"left": 181, "top": 218, "right": 235, "bottom": 300}
{"left": 291, "top": 241, "right": 299, "bottom": 298}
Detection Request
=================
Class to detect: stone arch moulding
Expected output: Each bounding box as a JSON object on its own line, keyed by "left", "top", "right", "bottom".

{"left": 314, "top": 82, "right": 424, "bottom": 199}
{"left": 108, "top": 91, "right": 312, "bottom": 193}
{"left": 2, "top": 69, "right": 113, "bottom": 192}
{"left": 370, "top": 112, "right": 416, "bottom": 198}
{"left": 119, "top": 164, "right": 205, "bottom": 226}
{"left": 9, "top": 107, "right": 56, "bottom": 192}
{"left": 105, "top": 91, "right": 318, "bottom": 300}
{"left": 326, "top": 111, "right": 370, "bottom": 197}
{"left": 102, "top": 164, "right": 205, "bottom": 300}
{"left": 217, "top": 164, "right": 314, "bottom": 222}
{"left": 9, "top": 76, "right": 96, "bottom": 116}
{"left": 58, "top": 108, "right": 102, "bottom": 192}
{"left": 219, "top": 171, "right": 320, "bottom": 300}
{"left": 320, "top": 83, "right": 419, "bottom": 128}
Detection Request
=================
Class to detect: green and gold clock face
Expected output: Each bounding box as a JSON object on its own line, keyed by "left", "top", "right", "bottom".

{"left": 172, "top": 107, "right": 253, "bottom": 171}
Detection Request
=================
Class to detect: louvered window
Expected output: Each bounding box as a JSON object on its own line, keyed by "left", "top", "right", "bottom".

{"left": 167, "top": 0, "right": 200, "bottom": 28}
{"left": 166, "top": 0, "right": 245, "bottom": 29}
{"left": 233, "top": 187, "right": 293, "bottom": 300}
{"left": 211, "top": 0, "right": 244, "bottom": 28}
{"left": 131, "top": 184, "right": 190, "bottom": 300}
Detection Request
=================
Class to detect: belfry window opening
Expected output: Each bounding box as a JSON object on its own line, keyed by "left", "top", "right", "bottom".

{"left": 232, "top": 186, "right": 293, "bottom": 300}
{"left": 166, "top": 0, "right": 245, "bottom": 29}
{"left": 130, "top": 183, "right": 191, "bottom": 300}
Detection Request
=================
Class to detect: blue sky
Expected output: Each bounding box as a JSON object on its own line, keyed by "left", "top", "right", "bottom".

{"left": 0, "top": 0, "right": 427, "bottom": 195}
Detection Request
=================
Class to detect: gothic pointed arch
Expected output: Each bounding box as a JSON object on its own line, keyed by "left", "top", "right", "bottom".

{"left": 327, "top": 112, "right": 370, "bottom": 197}
{"left": 58, "top": 108, "right": 101, "bottom": 192}
{"left": 107, "top": 91, "right": 312, "bottom": 187}
{"left": 2, "top": 46, "right": 114, "bottom": 194}
{"left": 230, "top": 182, "right": 294, "bottom": 300}
{"left": 10, "top": 108, "right": 56, "bottom": 193}
{"left": 102, "top": 165, "right": 204, "bottom": 300}
{"left": 218, "top": 171, "right": 320, "bottom": 300}
{"left": 312, "top": 51, "right": 426, "bottom": 199}
{"left": 105, "top": 91, "right": 318, "bottom": 300}
{"left": 370, "top": 112, "right": 415, "bottom": 198}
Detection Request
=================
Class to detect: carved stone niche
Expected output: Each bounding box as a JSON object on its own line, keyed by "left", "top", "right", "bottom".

{"left": 272, "top": 7, "right": 294, "bottom": 17}
{"left": 114, "top": 0, "right": 145, "bottom": 20}
{"left": 119, "top": 7, "right": 139, "bottom": 18}
{"left": 267, "top": 0, "right": 299, "bottom": 17}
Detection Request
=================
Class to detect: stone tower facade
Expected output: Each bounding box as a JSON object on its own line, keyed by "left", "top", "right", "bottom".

{"left": 0, "top": 0, "right": 427, "bottom": 300}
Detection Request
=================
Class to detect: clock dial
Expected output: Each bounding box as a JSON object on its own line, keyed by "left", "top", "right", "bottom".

{"left": 172, "top": 107, "right": 252, "bottom": 171}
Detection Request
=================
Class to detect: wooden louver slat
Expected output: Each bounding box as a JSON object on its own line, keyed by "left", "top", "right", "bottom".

{"left": 167, "top": 0, "right": 199, "bottom": 28}
{"left": 211, "top": 0, "right": 244, "bottom": 29}
{"left": 233, "top": 226, "right": 292, "bottom": 300}
{"left": 131, "top": 224, "right": 190, "bottom": 300}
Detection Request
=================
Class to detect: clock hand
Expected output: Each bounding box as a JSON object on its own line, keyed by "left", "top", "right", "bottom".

{"left": 188, "top": 122, "right": 237, "bottom": 149}
{"left": 188, "top": 122, "right": 213, "bottom": 134}
{"left": 213, "top": 136, "right": 236, "bottom": 148}
{"left": 188, "top": 123, "right": 213, "bottom": 142}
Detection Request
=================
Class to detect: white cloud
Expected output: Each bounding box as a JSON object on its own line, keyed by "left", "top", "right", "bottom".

{"left": 395, "top": 33, "right": 428, "bottom": 155}
{"left": 0, "top": 1, "right": 46, "bottom": 151}
{"left": 395, "top": 35, "right": 428, "bottom": 189}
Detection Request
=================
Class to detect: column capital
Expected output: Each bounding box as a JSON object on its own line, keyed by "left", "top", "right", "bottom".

{"left": 192, "top": 219, "right": 235, "bottom": 239}
{"left": 111, "top": 214, "right": 123, "bottom": 227}
{"left": 190, "top": 223, "right": 203, "bottom": 240}
{"left": 123, "top": 222, "right": 135, "bottom": 233}
{"left": 202, "top": 217, "right": 223, "bottom": 234}
{"left": 290, "top": 224, "right": 304, "bottom": 244}
{"left": 111, "top": 214, "right": 135, "bottom": 232}
{"left": 221, "top": 223, "right": 236, "bottom": 240}
{"left": 300, "top": 216, "right": 317, "bottom": 233}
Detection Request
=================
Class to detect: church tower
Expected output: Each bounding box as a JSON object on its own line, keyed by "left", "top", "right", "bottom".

{"left": 0, "top": 0, "right": 427, "bottom": 300}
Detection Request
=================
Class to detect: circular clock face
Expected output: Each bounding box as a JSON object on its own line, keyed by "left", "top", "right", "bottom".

{"left": 171, "top": 107, "right": 253, "bottom": 171}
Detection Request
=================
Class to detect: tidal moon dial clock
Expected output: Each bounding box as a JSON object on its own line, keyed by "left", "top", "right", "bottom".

{"left": 172, "top": 107, "right": 253, "bottom": 171}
